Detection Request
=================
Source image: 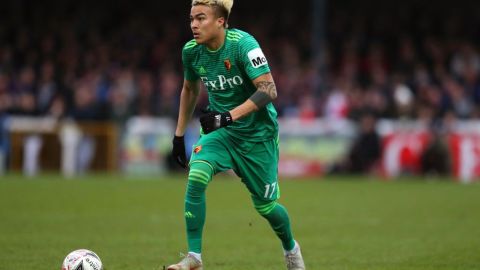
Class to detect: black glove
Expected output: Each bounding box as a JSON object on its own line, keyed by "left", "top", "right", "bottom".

{"left": 172, "top": 135, "right": 187, "bottom": 168}
{"left": 199, "top": 110, "right": 233, "bottom": 134}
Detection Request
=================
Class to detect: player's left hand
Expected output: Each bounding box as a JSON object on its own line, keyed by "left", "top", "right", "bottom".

{"left": 199, "top": 109, "right": 233, "bottom": 134}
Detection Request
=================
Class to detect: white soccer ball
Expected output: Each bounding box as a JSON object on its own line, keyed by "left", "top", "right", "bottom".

{"left": 61, "top": 249, "right": 103, "bottom": 270}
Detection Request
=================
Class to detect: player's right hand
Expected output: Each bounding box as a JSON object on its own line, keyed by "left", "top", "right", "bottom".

{"left": 172, "top": 135, "right": 187, "bottom": 168}
{"left": 199, "top": 109, "right": 233, "bottom": 134}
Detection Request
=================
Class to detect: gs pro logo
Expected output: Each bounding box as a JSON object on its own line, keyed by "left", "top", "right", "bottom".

{"left": 247, "top": 48, "right": 268, "bottom": 68}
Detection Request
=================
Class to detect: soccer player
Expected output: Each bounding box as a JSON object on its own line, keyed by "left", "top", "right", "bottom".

{"left": 168, "top": 0, "right": 306, "bottom": 269}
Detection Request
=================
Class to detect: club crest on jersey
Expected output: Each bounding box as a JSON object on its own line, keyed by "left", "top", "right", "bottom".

{"left": 224, "top": 59, "right": 231, "bottom": 71}
{"left": 194, "top": 145, "right": 202, "bottom": 154}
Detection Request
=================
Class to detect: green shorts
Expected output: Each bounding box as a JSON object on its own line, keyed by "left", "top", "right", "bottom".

{"left": 189, "top": 128, "right": 280, "bottom": 202}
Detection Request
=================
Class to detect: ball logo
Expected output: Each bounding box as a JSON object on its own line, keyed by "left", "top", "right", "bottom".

{"left": 62, "top": 249, "right": 102, "bottom": 270}
{"left": 194, "top": 145, "right": 202, "bottom": 153}
{"left": 247, "top": 48, "right": 268, "bottom": 68}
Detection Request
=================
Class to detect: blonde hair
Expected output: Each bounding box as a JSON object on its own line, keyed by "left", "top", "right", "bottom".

{"left": 192, "top": 0, "right": 233, "bottom": 27}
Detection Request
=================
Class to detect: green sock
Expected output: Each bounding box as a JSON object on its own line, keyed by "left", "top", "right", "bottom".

{"left": 185, "top": 162, "right": 213, "bottom": 253}
{"left": 255, "top": 200, "right": 295, "bottom": 251}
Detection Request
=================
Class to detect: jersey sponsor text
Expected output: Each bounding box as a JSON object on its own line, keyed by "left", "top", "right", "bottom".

{"left": 200, "top": 75, "right": 244, "bottom": 90}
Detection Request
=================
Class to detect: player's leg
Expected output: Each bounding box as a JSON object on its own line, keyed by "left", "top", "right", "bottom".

{"left": 233, "top": 137, "right": 305, "bottom": 269}
{"left": 168, "top": 130, "right": 233, "bottom": 270}
{"left": 184, "top": 161, "right": 213, "bottom": 254}
{"left": 252, "top": 196, "right": 295, "bottom": 249}
{"left": 167, "top": 161, "right": 212, "bottom": 270}
{"left": 254, "top": 198, "right": 305, "bottom": 270}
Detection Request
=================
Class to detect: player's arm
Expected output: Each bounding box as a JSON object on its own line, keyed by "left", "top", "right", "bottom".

{"left": 175, "top": 79, "right": 201, "bottom": 136}
{"left": 199, "top": 72, "right": 276, "bottom": 133}
{"left": 172, "top": 79, "right": 200, "bottom": 168}
{"left": 229, "top": 72, "right": 276, "bottom": 121}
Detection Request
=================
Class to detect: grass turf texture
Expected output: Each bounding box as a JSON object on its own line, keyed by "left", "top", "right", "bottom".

{"left": 0, "top": 174, "right": 479, "bottom": 270}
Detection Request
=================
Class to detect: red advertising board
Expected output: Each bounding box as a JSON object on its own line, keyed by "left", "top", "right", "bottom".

{"left": 380, "top": 132, "right": 431, "bottom": 178}
{"left": 448, "top": 133, "right": 480, "bottom": 183}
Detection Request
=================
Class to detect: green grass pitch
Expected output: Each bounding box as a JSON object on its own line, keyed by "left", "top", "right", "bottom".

{"left": 1, "top": 174, "right": 479, "bottom": 270}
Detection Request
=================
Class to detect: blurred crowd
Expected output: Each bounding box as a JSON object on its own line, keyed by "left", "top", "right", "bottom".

{"left": 0, "top": 0, "right": 479, "bottom": 126}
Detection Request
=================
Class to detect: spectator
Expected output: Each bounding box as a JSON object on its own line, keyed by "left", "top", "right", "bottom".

{"left": 0, "top": 0, "right": 477, "bottom": 123}
{"left": 329, "top": 111, "right": 381, "bottom": 174}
